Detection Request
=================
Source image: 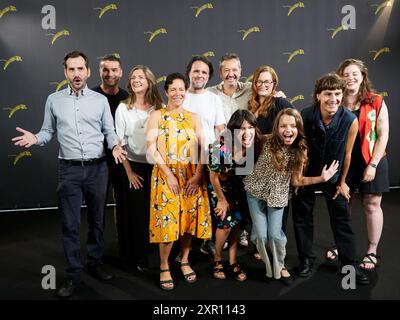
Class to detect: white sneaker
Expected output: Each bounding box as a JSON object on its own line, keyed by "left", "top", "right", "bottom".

{"left": 238, "top": 230, "right": 249, "bottom": 247}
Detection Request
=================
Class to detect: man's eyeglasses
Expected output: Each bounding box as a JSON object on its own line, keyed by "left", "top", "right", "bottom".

{"left": 255, "top": 80, "right": 275, "bottom": 87}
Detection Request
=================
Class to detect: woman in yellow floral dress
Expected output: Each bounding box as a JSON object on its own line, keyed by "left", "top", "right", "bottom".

{"left": 146, "top": 73, "right": 211, "bottom": 290}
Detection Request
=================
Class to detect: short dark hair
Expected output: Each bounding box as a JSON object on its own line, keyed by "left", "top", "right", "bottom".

{"left": 164, "top": 73, "right": 188, "bottom": 91}
{"left": 63, "top": 51, "right": 89, "bottom": 69}
{"left": 219, "top": 53, "right": 241, "bottom": 70}
{"left": 313, "top": 73, "right": 345, "bottom": 104}
{"left": 185, "top": 55, "right": 214, "bottom": 80}
{"left": 99, "top": 54, "right": 121, "bottom": 66}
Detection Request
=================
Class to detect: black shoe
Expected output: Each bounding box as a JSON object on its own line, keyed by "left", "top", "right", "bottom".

{"left": 279, "top": 268, "right": 294, "bottom": 286}
{"left": 87, "top": 264, "right": 115, "bottom": 281}
{"left": 354, "top": 265, "right": 369, "bottom": 285}
{"left": 296, "top": 259, "right": 314, "bottom": 278}
{"left": 56, "top": 279, "right": 80, "bottom": 298}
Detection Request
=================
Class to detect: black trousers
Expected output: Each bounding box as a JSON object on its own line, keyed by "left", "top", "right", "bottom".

{"left": 292, "top": 183, "right": 357, "bottom": 266}
{"left": 119, "top": 161, "right": 159, "bottom": 268}
{"left": 57, "top": 160, "right": 108, "bottom": 282}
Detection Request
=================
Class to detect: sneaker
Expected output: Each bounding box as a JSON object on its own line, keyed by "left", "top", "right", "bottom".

{"left": 238, "top": 230, "right": 249, "bottom": 247}
{"left": 200, "top": 240, "right": 215, "bottom": 257}
{"left": 223, "top": 241, "right": 228, "bottom": 250}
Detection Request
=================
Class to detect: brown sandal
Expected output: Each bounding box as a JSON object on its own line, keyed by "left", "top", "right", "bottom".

{"left": 229, "top": 263, "right": 247, "bottom": 282}
{"left": 159, "top": 268, "right": 174, "bottom": 291}
{"left": 213, "top": 260, "right": 226, "bottom": 280}
{"left": 180, "top": 262, "right": 197, "bottom": 283}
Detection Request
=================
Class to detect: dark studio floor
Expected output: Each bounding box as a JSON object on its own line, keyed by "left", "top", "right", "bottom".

{"left": 1, "top": 190, "right": 399, "bottom": 301}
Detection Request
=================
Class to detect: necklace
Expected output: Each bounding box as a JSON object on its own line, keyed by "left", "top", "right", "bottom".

{"left": 133, "top": 106, "right": 154, "bottom": 128}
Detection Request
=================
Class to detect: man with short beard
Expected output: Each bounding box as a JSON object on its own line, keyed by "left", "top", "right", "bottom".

{"left": 92, "top": 55, "right": 129, "bottom": 264}
{"left": 181, "top": 56, "right": 226, "bottom": 258}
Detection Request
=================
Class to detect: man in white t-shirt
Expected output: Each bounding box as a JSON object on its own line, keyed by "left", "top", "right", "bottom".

{"left": 181, "top": 56, "right": 226, "bottom": 259}
{"left": 183, "top": 56, "right": 226, "bottom": 153}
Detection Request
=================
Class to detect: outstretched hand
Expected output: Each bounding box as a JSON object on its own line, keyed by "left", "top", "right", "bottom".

{"left": 11, "top": 127, "right": 37, "bottom": 148}
{"left": 321, "top": 160, "right": 339, "bottom": 182}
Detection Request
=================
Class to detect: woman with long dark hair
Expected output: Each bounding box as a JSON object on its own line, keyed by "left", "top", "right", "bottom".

{"left": 244, "top": 108, "right": 339, "bottom": 285}
{"left": 208, "top": 109, "right": 264, "bottom": 281}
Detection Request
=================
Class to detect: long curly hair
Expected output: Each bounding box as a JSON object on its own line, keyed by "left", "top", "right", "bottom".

{"left": 336, "top": 58, "right": 375, "bottom": 105}
{"left": 268, "top": 108, "right": 308, "bottom": 172}
{"left": 248, "top": 65, "right": 278, "bottom": 118}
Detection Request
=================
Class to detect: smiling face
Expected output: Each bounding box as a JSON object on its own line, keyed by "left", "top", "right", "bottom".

{"left": 220, "top": 58, "right": 241, "bottom": 88}
{"left": 342, "top": 64, "right": 364, "bottom": 94}
{"left": 278, "top": 114, "right": 298, "bottom": 146}
{"left": 129, "top": 68, "right": 149, "bottom": 95}
{"left": 238, "top": 120, "right": 255, "bottom": 148}
{"left": 166, "top": 79, "right": 186, "bottom": 108}
{"left": 317, "top": 89, "right": 343, "bottom": 117}
{"left": 99, "top": 60, "right": 122, "bottom": 88}
{"left": 188, "top": 60, "right": 210, "bottom": 90}
{"left": 255, "top": 71, "right": 275, "bottom": 97}
{"left": 64, "top": 56, "right": 90, "bottom": 92}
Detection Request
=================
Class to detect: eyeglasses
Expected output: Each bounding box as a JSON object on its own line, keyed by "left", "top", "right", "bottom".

{"left": 255, "top": 80, "right": 275, "bottom": 87}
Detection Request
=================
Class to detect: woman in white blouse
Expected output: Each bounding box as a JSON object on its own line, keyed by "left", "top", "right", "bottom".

{"left": 115, "top": 65, "right": 163, "bottom": 270}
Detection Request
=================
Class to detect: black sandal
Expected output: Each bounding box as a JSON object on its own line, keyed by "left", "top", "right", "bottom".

{"left": 213, "top": 260, "right": 226, "bottom": 280}
{"left": 180, "top": 262, "right": 197, "bottom": 283}
{"left": 159, "top": 268, "right": 174, "bottom": 291}
{"left": 325, "top": 246, "right": 338, "bottom": 262}
{"left": 229, "top": 263, "right": 247, "bottom": 282}
{"left": 360, "top": 253, "right": 380, "bottom": 271}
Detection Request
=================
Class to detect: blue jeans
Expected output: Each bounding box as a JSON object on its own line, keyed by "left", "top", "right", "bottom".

{"left": 57, "top": 160, "right": 108, "bottom": 282}
{"left": 246, "top": 192, "right": 287, "bottom": 279}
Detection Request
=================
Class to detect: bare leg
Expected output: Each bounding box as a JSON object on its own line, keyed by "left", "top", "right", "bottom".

{"left": 213, "top": 228, "right": 230, "bottom": 279}
{"left": 179, "top": 233, "right": 196, "bottom": 281}
{"left": 361, "top": 193, "right": 383, "bottom": 269}
{"left": 228, "top": 226, "right": 246, "bottom": 281}
{"left": 159, "top": 242, "right": 174, "bottom": 288}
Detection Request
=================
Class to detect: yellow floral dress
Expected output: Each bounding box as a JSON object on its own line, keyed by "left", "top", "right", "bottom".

{"left": 149, "top": 109, "right": 211, "bottom": 243}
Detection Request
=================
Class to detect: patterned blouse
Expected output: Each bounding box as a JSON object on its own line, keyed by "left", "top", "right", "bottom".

{"left": 243, "top": 137, "right": 295, "bottom": 208}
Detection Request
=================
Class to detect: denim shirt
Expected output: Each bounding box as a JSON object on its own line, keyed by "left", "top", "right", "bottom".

{"left": 301, "top": 105, "right": 356, "bottom": 184}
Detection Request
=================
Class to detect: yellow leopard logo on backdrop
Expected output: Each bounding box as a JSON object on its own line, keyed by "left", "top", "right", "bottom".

{"left": 10, "top": 151, "right": 32, "bottom": 166}
{"left": 237, "top": 26, "right": 260, "bottom": 40}
{"left": 144, "top": 28, "right": 167, "bottom": 43}
{"left": 49, "top": 79, "right": 68, "bottom": 92}
{"left": 97, "top": 53, "right": 120, "bottom": 59}
{"left": 283, "top": 49, "right": 304, "bottom": 63}
{"left": 193, "top": 51, "right": 215, "bottom": 58}
{"left": 156, "top": 76, "right": 166, "bottom": 84}
{"left": 369, "top": 47, "right": 390, "bottom": 61}
{"left": 191, "top": 3, "right": 213, "bottom": 17}
{"left": 283, "top": 2, "right": 305, "bottom": 16}
{"left": 0, "top": 55, "right": 22, "bottom": 70}
{"left": 0, "top": 5, "right": 17, "bottom": 19}
{"left": 378, "top": 91, "right": 388, "bottom": 97}
{"left": 46, "top": 30, "right": 70, "bottom": 45}
{"left": 240, "top": 75, "right": 254, "bottom": 83}
{"left": 3, "top": 104, "right": 28, "bottom": 119}
{"left": 328, "top": 25, "right": 348, "bottom": 39}
{"left": 93, "top": 3, "right": 118, "bottom": 19}
{"left": 371, "top": 0, "right": 393, "bottom": 15}
{"left": 289, "top": 95, "right": 304, "bottom": 104}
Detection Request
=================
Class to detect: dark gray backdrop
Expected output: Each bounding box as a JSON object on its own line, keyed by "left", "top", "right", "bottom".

{"left": 1, "top": 0, "right": 399, "bottom": 209}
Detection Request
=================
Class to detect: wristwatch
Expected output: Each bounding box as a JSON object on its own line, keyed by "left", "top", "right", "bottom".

{"left": 369, "top": 163, "right": 377, "bottom": 168}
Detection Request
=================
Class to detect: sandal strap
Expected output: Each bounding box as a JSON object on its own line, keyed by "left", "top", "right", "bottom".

{"left": 362, "top": 253, "right": 380, "bottom": 265}
{"left": 181, "top": 262, "right": 191, "bottom": 267}
{"left": 160, "top": 279, "right": 174, "bottom": 284}
{"left": 160, "top": 268, "right": 170, "bottom": 273}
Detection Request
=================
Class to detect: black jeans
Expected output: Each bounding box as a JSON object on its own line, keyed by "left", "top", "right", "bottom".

{"left": 57, "top": 160, "right": 108, "bottom": 282}
{"left": 292, "top": 183, "right": 357, "bottom": 266}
